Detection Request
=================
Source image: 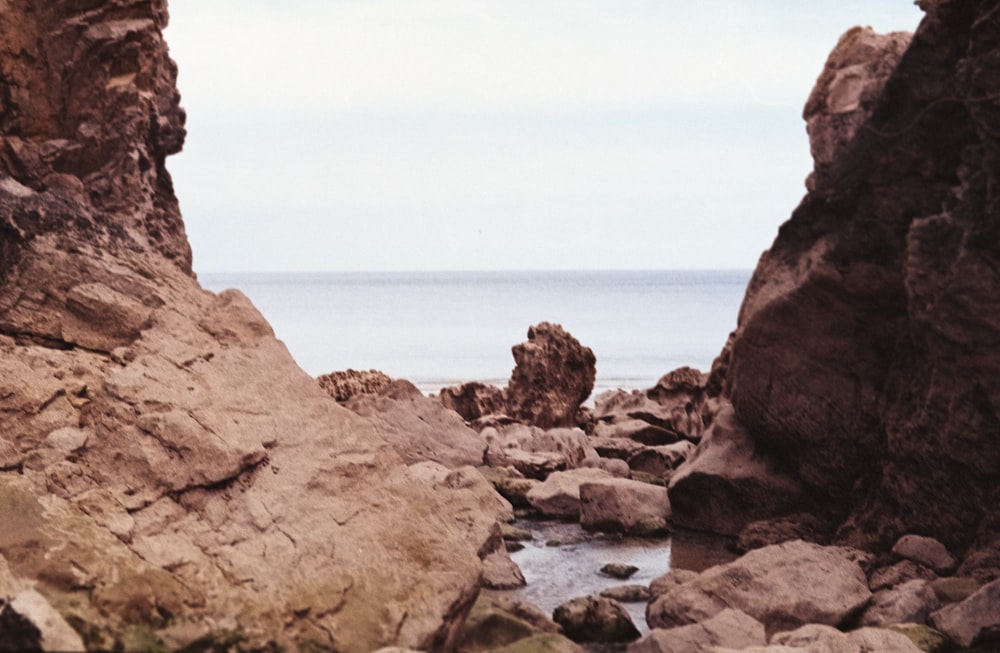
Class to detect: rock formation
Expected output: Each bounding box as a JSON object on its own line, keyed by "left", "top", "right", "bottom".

{"left": 317, "top": 368, "right": 393, "bottom": 402}
{"left": 0, "top": 2, "right": 502, "bottom": 650}
{"left": 678, "top": 1, "right": 1000, "bottom": 553}
{"left": 505, "top": 322, "right": 596, "bottom": 429}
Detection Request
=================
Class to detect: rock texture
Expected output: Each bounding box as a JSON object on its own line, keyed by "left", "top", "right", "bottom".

{"left": 693, "top": 1, "right": 1000, "bottom": 551}
{"left": 579, "top": 478, "right": 670, "bottom": 536}
{"left": 439, "top": 381, "right": 506, "bottom": 423}
{"left": 628, "top": 609, "right": 765, "bottom": 653}
{"left": 505, "top": 322, "right": 596, "bottom": 429}
{"left": 317, "top": 368, "right": 392, "bottom": 402}
{"left": 0, "top": 3, "right": 502, "bottom": 650}
{"left": 551, "top": 596, "right": 640, "bottom": 643}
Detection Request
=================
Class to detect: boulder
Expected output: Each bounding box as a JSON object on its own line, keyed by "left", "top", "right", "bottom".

{"left": 628, "top": 609, "right": 765, "bottom": 653}
{"left": 345, "top": 380, "right": 488, "bottom": 468}
{"left": 580, "top": 456, "right": 631, "bottom": 478}
{"left": 719, "top": 6, "right": 1000, "bottom": 552}
{"left": 770, "top": 624, "right": 924, "bottom": 653}
{"left": 646, "top": 540, "right": 871, "bottom": 635}
{"left": 479, "top": 467, "right": 539, "bottom": 509}
{"left": 929, "top": 577, "right": 1000, "bottom": 648}
{"left": 481, "top": 548, "right": 526, "bottom": 590}
{"left": 627, "top": 441, "right": 697, "bottom": 478}
{"left": 505, "top": 323, "right": 596, "bottom": 429}
{"left": 928, "top": 576, "right": 980, "bottom": 604}
{"left": 484, "top": 424, "right": 596, "bottom": 479}
{"left": 579, "top": 478, "right": 670, "bottom": 536}
{"left": 891, "top": 535, "right": 958, "bottom": 575}
{"left": 589, "top": 437, "right": 647, "bottom": 461}
{"left": 648, "top": 569, "right": 698, "bottom": 600}
{"left": 668, "top": 405, "right": 808, "bottom": 536}
{"left": 736, "top": 514, "right": 830, "bottom": 552}
{"left": 456, "top": 593, "right": 560, "bottom": 653}
{"left": 552, "top": 596, "right": 640, "bottom": 643}
{"left": 439, "top": 382, "right": 507, "bottom": 422}
{"left": 526, "top": 468, "right": 613, "bottom": 519}
{"left": 645, "top": 367, "right": 710, "bottom": 440}
{"left": 869, "top": 560, "right": 937, "bottom": 592}
{"left": 859, "top": 580, "right": 941, "bottom": 628}
{"left": 317, "top": 369, "right": 392, "bottom": 402}
{"left": 488, "top": 634, "right": 584, "bottom": 653}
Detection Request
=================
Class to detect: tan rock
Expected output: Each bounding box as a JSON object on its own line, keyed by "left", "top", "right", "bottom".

{"left": 646, "top": 541, "right": 871, "bottom": 635}
{"left": 628, "top": 609, "right": 765, "bottom": 653}
{"left": 526, "top": 468, "right": 614, "bottom": 519}
{"left": 579, "top": 478, "right": 670, "bottom": 536}
{"left": 769, "top": 624, "right": 924, "bottom": 653}
{"left": 484, "top": 424, "right": 596, "bottom": 479}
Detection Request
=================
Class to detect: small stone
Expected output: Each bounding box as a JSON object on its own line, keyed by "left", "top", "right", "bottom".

{"left": 599, "top": 585, "right": 650, "bottom": 602}
{"left": 600, "top": 563, "right": 639, "bottom": 580}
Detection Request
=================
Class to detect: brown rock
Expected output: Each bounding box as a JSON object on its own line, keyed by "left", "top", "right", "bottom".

{"left": 668, "top": 405, "right": 808, "bottom": 536}
{"left": 317, "top": 369, "right": 392, "bottom": 402}
{"left": 526, "top": 469, "right": 614, "bottom": 520}
{"left": 628, "top": 609, "right": 765, "bottom": 653}
{"left": 481, "top": 548, "right": 526, "bottom": 590}
{"left": 588, "top": 437, "right": 647, "bottom": 461}
{"left": 479, "top": 466, "right": 539, "bottom": 509}
{"left": 646, "top": 540, "right": 871, "bottom": 635}
{"left": 483, "top": 424, "right": 596, "bottom": 479}
{"left": 770, "top": 624, "right": 924, "bottom": 653}
{"left": 736, "top": 513, "right": 831, "bottom": 552}
{"left": 719, "top": 6, "right": 1000, "bottom": 552}
{"left": 580, "top": 456, "right": 631, "bottom": 478}
{"left": 929, "top": 577, "right": 1000, "bottom": 648}
{"left": 579, "top": 478, "right": 670, "bottom": 536}
{"left": 599, "top": 585, "right": 650, "bottom": 603}
{"left": 929, "top": 576, "right": 981, "bottom": 604}
{"left": 859, "top": 580, "right": 941, "bottom": 628}
{"left": 439, "top": 381, "right": 507, "bottom": 422}
{"left": 505, "top": 323, "right": 596, "bottom": 429}
{"left": 627, "top": 441, "right": 697, "bottom": 478}
{"left": 592, "top": 419, "right": 679, "bottom": 446}
{"left": 891, "top": 534, "right": 958, "bottom": 575}
{"left": 345, "top": 380, "right": 488, "bottom": 468}
{"left": 552, "top": 596, "right": 640, "bottom": 643}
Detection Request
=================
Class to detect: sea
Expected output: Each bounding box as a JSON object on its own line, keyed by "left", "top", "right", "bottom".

{"left": 198, "top": 270, "right": 752, "bottom": 397}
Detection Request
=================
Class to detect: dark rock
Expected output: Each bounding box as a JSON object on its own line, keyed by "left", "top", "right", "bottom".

{"left": 439, "top": 382, "right": 506, "bottom": 422}
{"left": 736, "top": 513, "right": 831, "bottom": 552}
{"left": 551, "top": 596, "right": 640, "bottom": 643}
{"left": 598, "top": 585, "right": 650, "bottom": 603}
{"left": 316, "top": 369, "right": 392, "bottom": 402}
{"left": 891, "top": 534, "right": 958, "bottom": 575}
{"left": 869, "top": 560, "right": 938, "bottom": 592}
{"left": 668, "top": 404, "right": 808, "bottom": 536}
{"left": 716, "top": 5, "right": 1000, "bottom": 552}
{"left": 505, "top": 323, "right": 596, "bottom": 429}
{"left": 600, "top": 564, "right": 639, "bottom": 580}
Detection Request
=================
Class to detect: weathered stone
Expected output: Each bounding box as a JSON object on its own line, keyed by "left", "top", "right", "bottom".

{"left": 3, "top": 588, "right": 86, "bottom": 652}
{"left": 526, "top": 469, "right": 614, "bottom": 520}
{"left": 317, "top": 369, "right": 392, "bottom": 402}
{"left": 736, "top": 513, "right": 830, "bottom": 552}
{"left": 482, "top": 548, "right": 527, "bottom": 590}
{"left": 580, "top": 478, "right": 670, "bottom": 536}
{"left": 439, "top": 382, "right": 507, "bottom": 422}
{"left": 627, "top": 441, "right": 696, "bottom": 478}
{"left": 599, "top": 585, "right": 650, "bottom": 603}
{"left": 552, "top": 596, "right": 640, "bottom": 643}
{"left": 480, "top": 466, "right": 539, "bottom": 509}
{"left": 592, "top": 419, "right": 679, "bottom": 446}
{"left": 869, "top": 560, "right": 938, "bottom": 592}
{"left": 648, "top": 569, "right": 698, "bottom": 600}
{"left": 646, "top": 541, "right": 871, "bottom": 635}
{"left": 770, "top": 624, "right": 924, "bottom": 653}
{"left": 668, "top": 405, "right": 808, "bottom": 536}
{"left": 589, "top": 437, "right": 647, "bottom": 461}
{"left": 488, "top": 634, "right": 585, "bottom": 653}
{"left": 891, "top": 535, "right": 958, "bottom": 575}
{"left": 860, "top": 580, "right": 941, "bottom": 627}
{"left": 484, "top": 425, "right": 596, "bottom": 479}
{"left": 928, "top": 576, "right": 980, "bottom": 604}
{"left": 505, "top": 323, "right": 596, "bottom": 429}
{"left": 600, "top": 563, "right": 639, "bottom": 580}
{"left": 580, "top": 456, "right": 630, "bottom": 478}
{"left": 929, "top": 577, "right": 1000, "bottom": 648}
{"left": 628, "top": 609, "right": 765, "bottom": 653}
{"left": 345, "top": 380, "right": 487, "bottom": 468}
{"left": 457, "top": 593, "right": 560, "bottom": 653}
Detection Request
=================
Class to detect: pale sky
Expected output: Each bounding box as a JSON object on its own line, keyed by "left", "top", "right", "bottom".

{"left": 165, "top": 1, "right": 923, "bottom": 273}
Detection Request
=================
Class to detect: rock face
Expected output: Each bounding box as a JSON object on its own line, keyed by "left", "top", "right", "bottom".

{"left": 505, "top": 322, "right": 596, "bottom": 429}
{"left": 0, "top": 3, "right": 501, "bottom": 651}
{"left": 699, "top": 2, "right": 1000, "bottom": 551}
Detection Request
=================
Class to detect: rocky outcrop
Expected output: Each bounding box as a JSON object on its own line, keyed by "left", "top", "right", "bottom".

{"left": 691, "top": 2, "right": 1000, "bottom": 552}
{"left": 317, "top": 368, "right": 392, "bottom": 402}
{"left": 505, "top": 322, "right": 596, "bottom": 429}
{"left": 439, "top": 381, "right": 507, "bottom": 422}
{"left": 0, "top": 2, "right": 503, "bottom": 650}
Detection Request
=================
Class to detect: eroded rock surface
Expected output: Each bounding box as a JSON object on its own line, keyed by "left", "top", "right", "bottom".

{"left": 0, "top": 3, "right": 501, "bottom": 650}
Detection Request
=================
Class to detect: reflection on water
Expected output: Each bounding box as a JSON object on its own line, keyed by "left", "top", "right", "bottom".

{"left": 504, "top": 520, "right": 738, "bottom": 637}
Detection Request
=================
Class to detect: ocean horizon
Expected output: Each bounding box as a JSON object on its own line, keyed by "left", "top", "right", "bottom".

{"left": 199, "top": 269, "right": 752, "bottom": 397}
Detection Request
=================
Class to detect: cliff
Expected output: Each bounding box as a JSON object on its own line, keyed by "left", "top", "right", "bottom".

{"left": 690, "top": 0, "right": 1000, "bottom": 553}
{"left": 0, "top": 2, "right": 501, "bottom": 651}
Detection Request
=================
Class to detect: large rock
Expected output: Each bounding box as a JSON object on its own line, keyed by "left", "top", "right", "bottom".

{"left": 646, "top": 540, "right": 871, "bottom": 635}
{"left": 627, "top": 441, "right": 697, "bottom": 478}
{"left": 769, "top": 624, "right": 924, "bottom": 653}
{"left": 505, "top": 323, "right": 596, "bottom": 429}
{"left": 345, "top": 379, "right": 488, "bottom": 468}
{"left": 718, "top": 5, "right": 1000, "bottom": 551}
{"left": 526, "top": 468, "right": 614, "bottom": 519}
{"left": 668, "top": 405, "right": 808, "bottom": 536}
{"left": 628, "top": 609, "right": 765, "bottom": 653}
{"left": 0, "top": 4, "right": 503, "bottom": 650}
{"left": 439, "top": 382, "right": 507, "bottom": 422}
{"left": 483, "top": 424, "right": 596, "bottom": 479}
{"left": 859, "top": 579, "right": 941, "bottom": 628}
{"left": 552, "top": 596, "right": 640, "bottom": 643}
{"left": 929, "top": 577, "right": 1000, "bottom": 648}
{"left": 579, "top": 478, "right": 670, "bottom": 536}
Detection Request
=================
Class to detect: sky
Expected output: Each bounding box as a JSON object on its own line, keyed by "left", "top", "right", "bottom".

{"left": 164, "top": 1, "right": 924, "bottom": 273}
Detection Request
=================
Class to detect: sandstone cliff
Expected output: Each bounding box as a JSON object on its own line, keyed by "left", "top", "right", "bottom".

{"left": 695, "top": 0, "right": 1000, "bottom": 553}
{"left": 0, "top": 2, "right": 501, "bottom": 651}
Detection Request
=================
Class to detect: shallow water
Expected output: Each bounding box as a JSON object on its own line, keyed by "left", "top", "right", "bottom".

{"left": 505, "top": 519, "right": 738, "bottom": 637}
